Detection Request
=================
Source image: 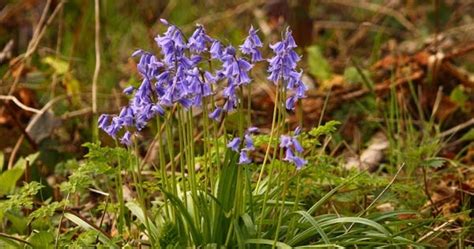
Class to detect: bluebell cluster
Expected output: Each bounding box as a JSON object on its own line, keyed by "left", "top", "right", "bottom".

{"left": 267, "top": 28, "right": 307, "bottom": 110}
{"left": 227, "top": 127, "right": 258, "bottom": 164}
{"left": 280, "top": 127, "right": 307, "bottom": 169}
{"left": 99, "top": 20, "right": 308, "bottom": 168}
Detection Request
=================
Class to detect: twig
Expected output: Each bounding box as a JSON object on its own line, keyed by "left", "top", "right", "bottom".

{"left": 438, "top": 118, "right": 474, "bottom": 138}
{"left": 95, "top": 195, "right": 110, "bottom": 245}
{"left": 362, "top": 163, "right": 405, "bottom": 214}
{"left": 417, "top": 219, "right": 455, "bottom": 242}
{"left": 92, "top": 0, "right": 101, "bottom": 115}
{"left": 182, "top": 0, "right": 264, "bottom": 32}
{"left": 7, "top": 95, "right": 66, "bottom": 169}
{"left": 345, "top": 163, "right": 405, "bottom": 234}
{"left": 8, "top": 0, "right": 65, "bottom": 95}
{"left": 0, "top": 95, "right": 41, "bottom": 114}
{"left": 50, "top": 6, "right": 64, "bottom": 99}
{"left": 0, "top": 39, "right": 14, "bottom": 63}
{"left": 8, "top": 135, "right": 24, "bottom": 170}
{"left": 54, "top": 193, "right": 70, "bottom": 249}
{"left": 28, "top": 0, "right": 52, "bottom": 53}
{"left": 3, "top": 105, "right": 38, "bottom": 150}
{"left": 24, "top": 1, "right": 65, "bottom": 60}
{"left": 324, "top": 0, "right": 418, "bottom": 35}
{"left": 61, "top": 107, "right": 92, "bottom": 120}
{"left": 0, "top": 232, "right": 32, "bottom": 246}
{"left": 422, "top": 165, "right": 440, "bottom": 216}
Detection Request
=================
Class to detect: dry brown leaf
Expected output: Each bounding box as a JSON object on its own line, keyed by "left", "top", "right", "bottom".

{"left": 344, "top": 131, "right": 389, "bottom": 172}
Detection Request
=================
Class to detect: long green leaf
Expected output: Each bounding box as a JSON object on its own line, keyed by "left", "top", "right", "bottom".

{"left": 305, "top": 172, "right": 362, "bottom": 216}
{"left": 125, "top": 201, "right": 159, "bottom": 241}
{"left": 162, "top": 190, "right": 203, "bottom": 245}
{"left": 212, "top": 149, "right": 239, "bottom": 244}
{"left": 319, "top": 217, "right": 390, "bottom": 235}
{"left": 295, "top": 244, "right": 344, "bottom": 249}
{"left": 245, "top": 238, "right": 292, "bottom": 249}
{"left": 293, "top": 211, "right": 330, "bottom": 244}
{"left": 0, "top": 153, "right": 39, "bottom": 196}
{"left": 64, "top": 212, "right": 117, "bottom": 248}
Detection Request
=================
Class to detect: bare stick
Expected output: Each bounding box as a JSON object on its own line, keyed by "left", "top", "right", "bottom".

{"left": 92, "top": 0, "right": 101, "bottom": 114}
{"left": 8, "top": 135, "right": 24, "bottom": 170}
{"left": 24, "top": 1, "right": 65, "bottom": 61}
{"left": 345, "top": 163, "right": 406, "bottom": 233}
{"left": 8, "top": 1, "right": 65, "bottom": 95}
{"left": 27, "top": 0, "right": 52, "bottom": 53}
{"left": 438, "top": 118, "right": 474, "bottom": 138}
{"left": 0, "top": 95, "right": 41, "bottom": 114}
{"left": 417, "top": 219, "right": 454, "bottom": 242}
{"left": 0, "top": 232, "right": 32, "bottom": 246}
{"left": 325, "top": 0, "right": 418, "bottom": 34}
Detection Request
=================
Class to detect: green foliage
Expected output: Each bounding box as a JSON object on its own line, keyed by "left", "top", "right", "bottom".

{"left": 28, "top": 200, "right": 67, "bottom": 223}
{"left": 308, "top": 120, "right": 340, "bottom": 138}
{"left": 460, "top": 128, "right": 474, "bottom": 141}
{"left": 28, "top": 231, "right": 55, "bottom": 249}
{"left": 0, "top": 152, "right": 4, "bottom": 171}
{"left": 0, "top": 182, "right": 44, "bottom": 221}
{"left": 306, "top": 45, "right": 332, "bottom": 81}
{"left": 60, "top": 143, "right": 130, "bottom": 194}
{"left": 0, "top": 153, "right": 39, "bottom": 196}
{"left": 158, "top": 222, "right": 181, "bottom": 248}
{"left": 450, "top": 85, "right": 469, "bottom": 107}
{"left": 343, "top": 66, "right": 371, "bottom": 84}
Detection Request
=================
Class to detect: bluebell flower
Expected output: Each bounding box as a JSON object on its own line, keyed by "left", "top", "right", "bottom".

{"left": 238, "top": 151, "right": 251, "bottom": 165}
{"left": 118, "top": 107, "right": 134, "bottom": 126}
{"left": 105, "top": 116, "right": 121, "bottom": 138}
{"left": 279, "top": 135, "right": 292, "bottom": 148}
{"left": 155, "top": 24, "right": 187, "bottom": 65}
{"left": 291, "top": 156, "right": 307, "bottom": 169}
{"left": 123, "top": 86, "right": 134, "bottom": 95}
{"left": 159, "top": 18, "right": 169, "bottom": 26}
{"left": 267, "top": 28, "right": 307, "bottom": 110}
{"left": 227, "top": 127, "right": 259, "bottom": 165}
{"left": 210, "top": 40, "right": 223, "bottom": 59}
{"left": 98, "top": 114, "right": 110, "bottom": 131}
{"left": 247, "top": 126, "right": 259, "bottom": 133}
{"left": 244, "top": 134, "right": 255, "bottom": 150}
{"left": 212, "top": 45, "right": 254, "bottom": 113}
{"left": 280, "top": 128, "right": 307, "bottom": 169}
{"left": 151, "top": 104, "right": 165, "bottom": 116}
{"left": 208, "top": 107, "right": 221, "bottom": 121}
{"left": 131, "top": 49, "right": 144, "bottom": 57}
{"left": 227, "top": 137, "right": 241, "bottom": 152}
{"left": 188, "top": 25, "right": 213, "bottom": 53}
{"left": 120, "top": 131, "right": 133, "bottom": 146}
{"left": 240, "top": 26, "right": 263, "bottom": 63}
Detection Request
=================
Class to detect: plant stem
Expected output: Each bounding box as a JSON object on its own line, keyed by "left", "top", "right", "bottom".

{"left": 255, "top": 85, "right": 280, "bottom": 191}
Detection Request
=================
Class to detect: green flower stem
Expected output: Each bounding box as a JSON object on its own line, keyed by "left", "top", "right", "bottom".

{"left": 177, "top": 109, "right": 189, "bottom": 208}
{"left": 165, "top": 119, "right": 178, "bottom": 198}
{"left": 156, "top": 117, "right": 171, "bottom": 220}
{"left": 186, "top": 109, "right": 201, "bottom": 229}
{"left": 286, "top": 172, "right": 301, "bottom": 240}
{"left": 201, "top": 96, "right": 211, "bottom": 190}
{"left": 273, "top": 84, "right": 289, "bottom": 240}
{"left": 114, "top": 141, "right": 126, "bottom": 234}
{"left": 131, "top": 141, "right": 155, "bottom": 246}
{"left": 255, "top": 84, "right": 280, "bottom": 192}
{"left": 256, "top": 84, "right": 285, "bottom": 237}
